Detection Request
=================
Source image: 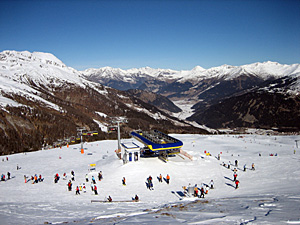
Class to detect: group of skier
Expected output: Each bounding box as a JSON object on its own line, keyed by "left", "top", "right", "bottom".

{"left": 23, "top": 174, "right": 43, "bottom": 184}
{"left": 1, "top": 172, "right": 11, "bottom": 181}
{"left": 146, "top": 174, "right": 171, "bottom": 190}
{"left": 66, "top": 170, "right": 104, "bottom": 196}
{"left": 183, "top": 181, "right": 213, "bottom": 199}
{"left": 193, "top": 185, "right": 205, "bottom": 198}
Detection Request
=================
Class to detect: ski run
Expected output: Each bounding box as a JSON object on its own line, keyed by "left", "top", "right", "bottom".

{"left": 0, "top": 134, "right": 300, "bottom": 224}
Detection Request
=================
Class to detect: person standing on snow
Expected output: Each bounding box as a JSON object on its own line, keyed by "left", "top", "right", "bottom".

{"left": 199, "top": 187, "right": 205, "bottom": 198}
{"left": 34, "top": 174, "right": 38, "bottom": 183}
{"left": 92, "top": 176, "right": 96, "bottom": 184}
{"left": 147, "top": 176, "right": 153, "bottom": 190}
{"left": 98, "top": 171, "right": 103, "bottom": 181}
{"left": 194, "top": 185, "right": 199, "bottom": 197}
{"left": 76, "top": 186, "right": 80, "bottom": 195}
{"left": 90, "top": 182, "right": 94, "bottom": 191}
{"left": 68, "top": 180, "right": 72, "bottom": 191}
{"left": 251, "top": 163, "right": 255, "bottom": 170}
{"left": 85, "top": 174, "right": 89, "bottom": 182}
{"left": 210, "top": 180, "right": 214, "bottom": 189}
{"left": 134, "top": 194, "right": 139, "bottom": 201}
{"left": 122, "top": 177, "right": 126, "bottom": 186}
{"left": 54, "top": 174, "right": 59, "bottom": 183}
{"left": 159, "top": 174, "right": 162, "bottom": 182}
{"left": 166, "top": 174, "right": 170, "bottom": 184}
{"left": 71, "top": 171, "right": 75, "bottom": 181}
{"left": 233, "top": 172, "right": 237, "bottom": 181}
{"left": 235, "top": 180, "right": 240, "bottom": 189}
{"left": 94, "top": 185, "right": 98, "bottom": 195}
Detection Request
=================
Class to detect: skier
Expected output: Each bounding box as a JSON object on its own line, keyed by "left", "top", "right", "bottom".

{"left": 76, "top": 186, "right": 80, "bottom": 195}
{"left": 194, "top": 185, "right": 199, "bottom": 197}
{"left": 228, "top": 161, "right": 231, "bottom": 169}
{"left": 235, "top": 160, "right": 238, "bottom": 167}
{"left": 24, "top": 175, "right": 28, "bottom": 183}
{"left": 85, "top": 174, "right": 89, "bottom": 182}
{"left": 210, "top": 180, "right": 214, "bottom": 189}
{"left": 92, "top": 176, "right": 96, "bottom": 184}
{"left": 251, "top": 163, "right": 255, "bottom": 170}
{"left": 71, "top": 171, "right": 75, "bottom": 181}
{"left": 243, "top": 164, "right": 247, "bottom": 172}
{"left": 107, "top": 195, "right": 112, "bottom": 202}
{"left": 217, "top": 154, "right": 220, "bottom": 160}
{"left": 68, "top": 180, "right": 72, "bottom": 191}
{"left": 159, "top": 174, "right": 162, "bottom": 182}
{"left": 90, "top": 182, "right": 94, "bottom": 191}
{"left": 34, "top": 174, "right": 38, "bottom": 183}
{"left": 235, "top": 180, "right": 240, "bottom": 189}
{"left": 54, "top": 174, "right": 59, "bottom": 183}
{"left": 94, "top": 185, "right": 98, "bottom": 195}
{"left": 199, "top": 187, "right": 205, "bottom": 198}
{"left": 63, "top": 172, "right": 67, "bottom": 180}
{"left": 233, "top": 172, "right": 237, "bottom": 181}
{"left": 166, "top": 174, "right": 170, "bottom": 184}
{"left": 122, "top": 177, "right": 126, "bottom": 186}
{"left": 7, "top": 172, "right": 10, "bottom": 180}
{"left": 83, "top": 184, "right": 86, "bottom": 193}
{"left": 147, "top": 176, "right": 153, "bottom": 190}
{"left": 134, "top": 194, "right": 139, "bottom": 201}
{"left": 39, "top": 174, "right": 43, "bottom": 182}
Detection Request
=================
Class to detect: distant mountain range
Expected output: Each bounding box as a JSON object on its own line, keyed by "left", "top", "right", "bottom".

{"left": 82, "top": 61, "right": 300, "bottom": 131}
{"left": 0, "top": 50, "right": 299, "bottom": 154}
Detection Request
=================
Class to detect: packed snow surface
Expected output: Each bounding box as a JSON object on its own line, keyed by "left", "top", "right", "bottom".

{"left": 0, "top": 134, "right": 300, "bottom": 224}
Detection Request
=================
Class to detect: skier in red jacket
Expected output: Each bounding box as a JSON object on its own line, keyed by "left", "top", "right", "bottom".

{"left": 235, "top": 180, "right": 240, "bottom": 189}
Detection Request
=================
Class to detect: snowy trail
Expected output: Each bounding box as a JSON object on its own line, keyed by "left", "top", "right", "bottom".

{"left": 0, "top": 134, "right": 300, "bottom": 224}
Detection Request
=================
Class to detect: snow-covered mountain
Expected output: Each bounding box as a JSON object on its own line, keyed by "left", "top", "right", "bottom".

{"left": 0, "top": 50, "right": 101, "bottom": 110}
{"left": 82, "top": 61, "right": 300, "bottom": 93}
{"left": 0, "top": 50, "right": 203, "bottom": 155}
{"left": 0, "top": 50, "right": 299, "bottom": 155}
{"left": 82, "top": 61, "right": 300, "bottom": 131}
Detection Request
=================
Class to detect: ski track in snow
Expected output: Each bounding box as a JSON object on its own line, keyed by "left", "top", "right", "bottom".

{"left": 0, "top": 134, "right": 300, "bottom": 225}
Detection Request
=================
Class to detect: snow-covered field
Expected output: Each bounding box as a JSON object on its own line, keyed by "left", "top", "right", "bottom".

{"left": 0, "top": 134, "right": 300, "bottom": 224}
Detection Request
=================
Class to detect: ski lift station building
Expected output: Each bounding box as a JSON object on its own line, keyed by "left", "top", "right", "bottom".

{"left": 128, "top": 130, "right": 183, "bottom": 160}
{"left": 121, "top": 142, "right": 141, "bottom": 163}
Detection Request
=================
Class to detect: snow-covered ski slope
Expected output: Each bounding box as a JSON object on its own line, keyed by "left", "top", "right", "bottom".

{"left": 0, "top": 134, "right": 300, "bottom": 224}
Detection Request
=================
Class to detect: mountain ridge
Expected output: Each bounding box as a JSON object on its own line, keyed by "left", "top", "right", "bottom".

{"left": 0, "top": 50, "right": 205, "bottom": 155}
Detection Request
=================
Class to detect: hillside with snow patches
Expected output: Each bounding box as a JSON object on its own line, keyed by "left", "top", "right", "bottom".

{"left": 0, "top": 134, "right": 300, "bottom": 224}
{"left": 0, "top": 50, "right": 205, "bottom": 155}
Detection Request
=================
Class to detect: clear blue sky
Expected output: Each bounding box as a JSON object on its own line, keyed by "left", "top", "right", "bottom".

{"left": 1, "top": 0, "right": 300, "bottom": 70}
